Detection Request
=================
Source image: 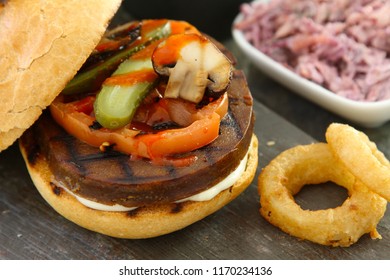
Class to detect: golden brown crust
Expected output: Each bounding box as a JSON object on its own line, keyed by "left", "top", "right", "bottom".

{"left": 19, "top": 134, "right": 258, "bottom": 239}
{"left": 0, "top": 0, "right": 121, "bottom": 151}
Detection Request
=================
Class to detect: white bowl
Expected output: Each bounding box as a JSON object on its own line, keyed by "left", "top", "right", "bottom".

{"left": 232, "top": 0, "right": 390, "bottom": 128}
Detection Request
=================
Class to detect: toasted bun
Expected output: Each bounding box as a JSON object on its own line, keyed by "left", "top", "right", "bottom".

{"left": 0, "top": 0, "right": 121, "bottom": 151}
{"left": 19, "top": 134, "right": 258, "bottom": 239}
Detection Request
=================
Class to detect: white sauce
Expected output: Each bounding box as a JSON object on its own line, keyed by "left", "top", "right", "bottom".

{"left": 58, "top": 150, "right": 249, "bottom": 212}
{"left": 176, "top": 151, "right": 248, "bottom": 202}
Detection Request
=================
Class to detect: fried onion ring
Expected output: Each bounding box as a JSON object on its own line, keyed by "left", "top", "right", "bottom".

{"left": 326, "top": 123, "right": 390, "bottom": 201}
{"left": 258, "top": 143, "right": 387, "bottom": 247}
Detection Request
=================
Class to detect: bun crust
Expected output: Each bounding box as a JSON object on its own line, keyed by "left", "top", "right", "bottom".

{"left": 19, "top": 134, "right": 258, "bottom": 239}
{"left": 0, "top": 0, "right": 121, "bottom": 151}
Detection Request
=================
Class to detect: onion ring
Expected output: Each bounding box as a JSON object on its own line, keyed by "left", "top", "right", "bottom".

{"left": 326, "top": 123, "right": 390, "bottom": 201}
{"left": 258, "top": 143, "right": 387, "bottom": 247}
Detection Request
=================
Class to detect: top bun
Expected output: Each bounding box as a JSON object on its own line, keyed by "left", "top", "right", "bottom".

{"left": 0, "top": 0, "right": 122, "bottom": 151}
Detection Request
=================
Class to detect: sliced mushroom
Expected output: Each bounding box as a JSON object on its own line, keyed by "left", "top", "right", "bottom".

{"left": 152, "top": 33, "right": 232, "bottom": 103}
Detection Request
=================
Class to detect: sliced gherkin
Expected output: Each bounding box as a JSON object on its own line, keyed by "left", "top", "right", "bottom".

{"left": 94, "top": 77, "right": 156, "bottom": 129}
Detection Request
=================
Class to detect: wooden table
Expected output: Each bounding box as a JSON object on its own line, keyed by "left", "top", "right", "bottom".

{"left": 1, "top": 5, "right": 389, "bottom": 260}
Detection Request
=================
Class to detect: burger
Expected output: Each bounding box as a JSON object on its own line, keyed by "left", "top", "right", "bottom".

{"left": 1, "top": 0, "right": 258, "bottom": 238}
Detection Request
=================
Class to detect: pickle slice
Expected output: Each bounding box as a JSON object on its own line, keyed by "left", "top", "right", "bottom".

{"left": 94, "top": 80, "right": 155, "bottom": 129}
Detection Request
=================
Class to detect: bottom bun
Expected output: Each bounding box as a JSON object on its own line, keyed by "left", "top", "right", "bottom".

{"left": 19, "top": 134, "right": 258, "bottom": 239}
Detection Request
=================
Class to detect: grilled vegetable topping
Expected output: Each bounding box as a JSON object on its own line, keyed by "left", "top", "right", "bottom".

{"left": 50, "top": 20, "right": 235, "bottom": 165}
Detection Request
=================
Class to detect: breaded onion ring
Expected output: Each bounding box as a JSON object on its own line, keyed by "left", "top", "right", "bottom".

{"left": 258, "top": 143, "right": 387, "bottom": 247}
{"left": 326, "top": 123, "right": 390, "bottom": 201}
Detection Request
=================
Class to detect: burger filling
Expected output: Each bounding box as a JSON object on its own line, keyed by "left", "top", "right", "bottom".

{"left": 28, "top": 19, "right": 254, "bottom": 210}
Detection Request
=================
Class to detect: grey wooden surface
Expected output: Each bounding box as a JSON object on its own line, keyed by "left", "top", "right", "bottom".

{"left": 1, "top": 4, "right": 389, "bottom": 260}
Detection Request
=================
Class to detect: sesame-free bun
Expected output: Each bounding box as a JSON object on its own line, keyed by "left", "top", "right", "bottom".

{"left": 0, "top": 0, "right": 121, "bottom": 151}
{"left": 19, "top": 134, "right": 258, "bottom": 239}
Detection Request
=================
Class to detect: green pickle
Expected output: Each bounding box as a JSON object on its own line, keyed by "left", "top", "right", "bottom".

{"left": 94, "top": 58, "right": 157, "bottom": 129}
{"left": 64, "top": 21, "right": 173, "bottom": 130}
